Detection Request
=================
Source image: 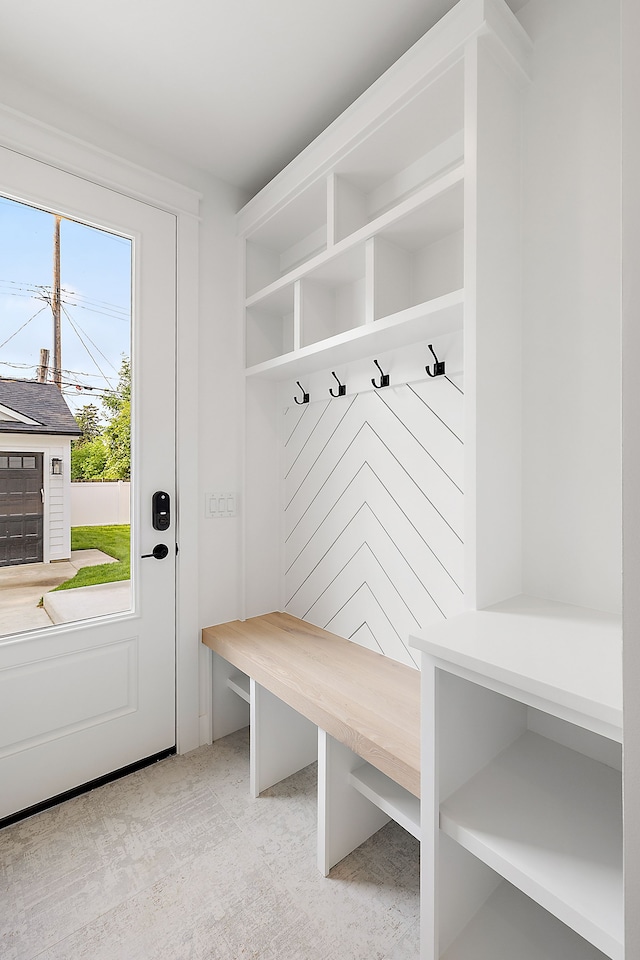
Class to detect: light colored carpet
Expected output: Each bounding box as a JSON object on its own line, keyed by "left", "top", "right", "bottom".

{"left": 0, "top": 727, "right": 419, "bottom": 959}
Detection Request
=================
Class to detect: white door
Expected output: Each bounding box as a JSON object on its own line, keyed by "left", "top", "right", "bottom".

{"left": 0, "top": 146, "right": 176, "bottom": 820}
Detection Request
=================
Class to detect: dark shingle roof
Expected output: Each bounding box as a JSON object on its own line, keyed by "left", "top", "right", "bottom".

{"left": 0, "top": 379, "right": 81, "bottom": 436}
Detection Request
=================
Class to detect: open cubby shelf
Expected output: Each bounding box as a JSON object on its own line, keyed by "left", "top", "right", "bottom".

{"left": 441, "top": 882, "right": 611, "bottom": 960}
{"left": 349, "top": 763, "right": 421, "bottom": 840}
{"left": 440, "top": 730, "right": 622, "bottom": 959}
{"left": 245, "top": 288, "right": 464, "bottom": 380}
{"left": 244, "top": 163, "right": 465, "bottom": 373}
{"left": 412, "top": 594, "right": 623, "bottom": 960}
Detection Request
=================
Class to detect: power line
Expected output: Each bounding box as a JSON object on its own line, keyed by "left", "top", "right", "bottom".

{"left": 61, "top": 300, "right": 130, "bottom": 323}
{"left": 0, "top": 304, "right": 48, "bottom": 349}
{"left": 0, "top": 281, "right": 42, "bottom": 295}
{"left": 0, "top": 361, "right": 110, "bottom": 389}
{"left": 0, "top": 359, "right": 126, "bottom": 383}
{"left": 61, "top": 304, "right": 119, "bottom": 376}
{"left": 62, "top": 385, "right": 118, "bottom": 398}
{"left": 60, "top": 364, "right": 119, "bottom": 379}
{"left": 60, "top": 288, "right": 129, "bottom": 316}
{"left": 0, "top": 361, "right": 122, "bottom": 400}
{"left": 0, "top": 281, "right": 130, "bottom": 319}
{"left": 0, "top": 360, "right": 37, "bottom": 370}
{"left": 0, "top": 278, "right": 46, "bottom": 289}
{"left": 60, "top": 303, "right": 113, "bottom": 388}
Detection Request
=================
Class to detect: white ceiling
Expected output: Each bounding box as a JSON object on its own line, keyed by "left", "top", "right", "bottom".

{"left": 0, "top": 0, "right": 526, "bottom": 198}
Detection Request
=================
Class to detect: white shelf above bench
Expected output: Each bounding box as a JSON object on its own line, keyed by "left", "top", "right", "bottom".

{"left": 245, "top": 163, "right": 464, "bottom": 310}
{"left": 245, "top": 288, "right": 464, "bottom": 380}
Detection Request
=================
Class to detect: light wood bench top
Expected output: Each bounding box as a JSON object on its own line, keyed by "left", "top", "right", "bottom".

{"left": 202, "top": 611, "right": 420, "bottom": 798}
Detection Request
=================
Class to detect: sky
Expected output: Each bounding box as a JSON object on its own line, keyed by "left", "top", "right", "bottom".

{"left": 0, "top": 194, "right": 131, "bottom": 418}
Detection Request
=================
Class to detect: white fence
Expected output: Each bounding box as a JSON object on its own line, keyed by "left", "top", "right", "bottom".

{"left": 70, "top": 481, "right": 130, "bottom": 527}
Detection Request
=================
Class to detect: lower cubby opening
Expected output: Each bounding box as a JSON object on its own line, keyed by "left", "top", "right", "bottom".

{"left": 226, "top": 671, "right": 250, "bottom": 702}
{"left": 433, "top": 666, "right": 623, "bottom": 960}
{"left": 441, "top": 878, "right": 611, "bottom": 960}
{"left": 349, "top": 761, "right": 420, "bottom": 840}
{"left": 439, "top": 729, "right": 622, "bottom": 959}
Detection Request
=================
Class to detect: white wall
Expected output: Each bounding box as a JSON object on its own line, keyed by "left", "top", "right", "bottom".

{"left": 519, "top": 0, "right": 621, "bottom": 614}
{"left": 621, "top": 0, "right": 640, "bottom": 952}
{"left": 279, "top": 338, "right": 465, "bottom": 668}
{"left": 197, "top": 177, "right": 244, "bottom": 630}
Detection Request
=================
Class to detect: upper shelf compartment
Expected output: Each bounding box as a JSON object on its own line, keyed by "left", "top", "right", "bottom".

{"left": 330, "top": 59, "right": 465, "bottom": 241}
{"left": 245, "top": 179, "right": 327, "bottom": 297}
{"left": 244, "top": 58, "right": 465, "bottom": 302}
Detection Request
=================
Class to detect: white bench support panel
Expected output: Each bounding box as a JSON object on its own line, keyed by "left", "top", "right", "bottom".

{"left": 349, "top": 763, "right": 420, "bottom": 839}
{"left": 318, "top": 729, "right": 390, "bottom": 877}
{"left": 211, "top": 651, "right": 250, "bottom": 741}
{"left": 250, "top": 679, "right": 317, "bottom": 798}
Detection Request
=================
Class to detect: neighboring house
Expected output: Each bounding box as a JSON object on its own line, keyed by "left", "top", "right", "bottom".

{"left": 0, "top": 378, "right": 80, "bottom": 566}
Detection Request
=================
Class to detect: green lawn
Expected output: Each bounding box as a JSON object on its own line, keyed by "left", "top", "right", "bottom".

{"left": 52, "top": 524, "right": 130, "bottom": 591}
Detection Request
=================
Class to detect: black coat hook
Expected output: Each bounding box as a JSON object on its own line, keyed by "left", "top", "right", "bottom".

{"left": 425, "top": 344, "right": 446, "bottom": 378}
{"left": 371, "top": 359, "right": 389, "bottom": 389}
{"left": 329, "top": 371, "right": 346, "bottom": 397}
{"left": 294, "top": 381, "right": 309, "bottom": 405}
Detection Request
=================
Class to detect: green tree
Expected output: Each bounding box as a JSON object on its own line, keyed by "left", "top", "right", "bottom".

{"left": 71, "top": 437, "right": 108, "bottom": 480}
{"left": 69, "top": 358, "right": 131, "bottom": 481}
{"left": 102, "top": 358, "right": 131, "bottom": 481}
{"left": 74, "top": 403, "right": 102, "bottom": 444}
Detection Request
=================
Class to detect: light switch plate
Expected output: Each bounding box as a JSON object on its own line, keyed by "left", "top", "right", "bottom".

{"left": 205, "top": 492, "right": 237, "bottom": 519}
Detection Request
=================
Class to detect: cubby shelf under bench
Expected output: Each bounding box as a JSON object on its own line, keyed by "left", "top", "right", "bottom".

{"left": 202, "top": 611, "right": 420, "bottom": 875}
{"left": 411, "top": 594, "right": 623, "bottom": 960}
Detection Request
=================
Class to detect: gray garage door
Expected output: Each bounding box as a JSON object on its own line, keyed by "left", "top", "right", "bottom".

{"left": 0, "top": 453, "right": 44, "bottom": 566}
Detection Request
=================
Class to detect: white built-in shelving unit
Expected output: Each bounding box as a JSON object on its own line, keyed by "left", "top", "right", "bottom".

{"left": 235, "top": 0, "right": 623, "bottom": 956}
{"left": 243, "top": 158, "right": 464, "bottom": 378}
{"left": 239, "top": 0, "right": 532, "bottom": 619}
{"left": 412, "top": 595, "right": 623, "bottom": 959}
{"left": 240, "top": 50, "right": 467, "bottom": 378}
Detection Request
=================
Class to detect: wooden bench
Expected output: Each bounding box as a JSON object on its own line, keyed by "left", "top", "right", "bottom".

{"left": 202, "top": 611, "right": 420, "bottom": 874}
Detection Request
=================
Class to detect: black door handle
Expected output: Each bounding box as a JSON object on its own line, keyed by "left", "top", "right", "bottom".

{"left": 141, "top": 543, "right": 169, "bottom": 560}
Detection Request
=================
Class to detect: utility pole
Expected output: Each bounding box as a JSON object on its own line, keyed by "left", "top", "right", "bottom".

{"left": 37, "top": 348, "right": 49, "bottom": 383}
{"left": 52, "top": 215, "right": 62, "bottom": 390}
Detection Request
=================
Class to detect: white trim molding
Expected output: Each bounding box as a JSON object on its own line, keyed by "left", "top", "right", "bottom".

{"left": 0, "top": 103, "right": 201, "bottom": 219}
{"left": 0, "top": 403, "right": 41, "bottom": 425}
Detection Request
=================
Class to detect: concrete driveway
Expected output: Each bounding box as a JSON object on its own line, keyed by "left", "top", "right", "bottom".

{"left": 0, "top": 550, "right": 122, "bottom": 636}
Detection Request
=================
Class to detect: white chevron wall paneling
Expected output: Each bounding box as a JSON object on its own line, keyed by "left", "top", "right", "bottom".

{"left": 283, "top": 377, "right": 464, "bottom": 667}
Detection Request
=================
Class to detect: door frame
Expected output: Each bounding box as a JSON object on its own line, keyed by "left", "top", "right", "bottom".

{"left": 0, "top": 106, "right": 202, "bottom": 754}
